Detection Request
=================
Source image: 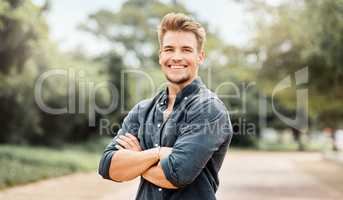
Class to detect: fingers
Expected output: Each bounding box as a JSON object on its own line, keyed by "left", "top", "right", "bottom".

{"left": 125, "top": 133, "right": 141, "bottom": 149}
{"left": 116, "top": 137, "right": 132, "bottom": 149}
{"left": 115, "top": 133, "right": 141, "bottom": 151}
{"left": 120, "top": 135, "right": 137, "bottom": 149}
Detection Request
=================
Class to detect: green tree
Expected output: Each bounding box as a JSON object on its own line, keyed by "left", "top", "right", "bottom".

{"left": 246, "top": 0, "right": 343, "bottom": 150}
{"left": 0, "top": 0, "right": 48, "bottom": 143}
{"left": 80, "top": 0, "right": 192, "bottom": 68}
{"left": 0, "top": 0, "right": 113, "bottom": 145}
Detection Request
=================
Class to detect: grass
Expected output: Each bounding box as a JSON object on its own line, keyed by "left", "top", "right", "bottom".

{"left": 1, "top": 136, "right": 333, "bottom": 190}
{"left": 256, "top": 140, "right": 332, "bottom": 152}
{"left": 0, "top": 137, "right": 110, "bottom": 190}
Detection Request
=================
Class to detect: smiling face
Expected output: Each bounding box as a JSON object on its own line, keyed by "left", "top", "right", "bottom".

{"left": 159, "top": 31, "right": 205, "bottom": 86}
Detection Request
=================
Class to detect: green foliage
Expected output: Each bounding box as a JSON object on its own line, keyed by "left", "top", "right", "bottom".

{"left": 247, "top": 0, "right": 343, "bottom": 129}
{"left": 0, "top": 140, "right": 104, "bottom": 189}
{"left": 0, "top": 0, "right": 48, "bottom": 144}
{"left": 80, "top": 0, "right": 192, "bottom": 68}
{"left": 257, "top": 138, "right": 331, "bottom": 152}
{"left": 0, "top": 0, "right": 48, "bottom": 74}
{"left": 0, "top": 0, "right": 117, "bottom": 145}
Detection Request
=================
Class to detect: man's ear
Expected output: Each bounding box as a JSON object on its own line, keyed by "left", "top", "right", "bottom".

{"left": 158, "top": 49, "right": 162, "bottom": 65}
{"left": 198, "top": 50, "right": 205, "bottom": 65}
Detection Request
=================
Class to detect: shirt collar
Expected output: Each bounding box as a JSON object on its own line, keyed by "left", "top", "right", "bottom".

{"left": 159, "top": 77, "right": 204, "bottom": 106}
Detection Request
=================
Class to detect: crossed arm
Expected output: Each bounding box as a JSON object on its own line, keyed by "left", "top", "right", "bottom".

{"left": 108, "top": 133, "right": 178, "bottom": 189}
{"left": 101, "top": 99, "right": 231, "bottom": 190}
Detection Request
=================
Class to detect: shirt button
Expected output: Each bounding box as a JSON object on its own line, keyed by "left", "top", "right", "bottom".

{"left": 184, "top": 96, "right": 188, "bottom": 100}
{"left": 157, "top": 123, "right": 161, "bottom": 128}
{"left": 158, "top": 188, "right": 162, "bottom": 192}
{"left": 154, "top": 144, "right": 159, "bottom": 147}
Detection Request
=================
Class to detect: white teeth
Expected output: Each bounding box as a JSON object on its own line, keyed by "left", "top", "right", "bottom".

{"left": 170, "top": 65, "right": 185, "bottom": 69}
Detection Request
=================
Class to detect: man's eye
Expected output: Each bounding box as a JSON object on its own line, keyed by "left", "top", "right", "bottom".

{"left": 164, "top": 49, "right": 173, "bottom": 52}
{"left": 184, "top": 49, "right": 192, "bottom": 53}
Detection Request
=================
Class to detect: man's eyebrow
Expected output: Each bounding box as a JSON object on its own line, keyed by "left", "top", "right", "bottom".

{"left": 162, "top": 45, "right": 194, "bottom": 50}
{"left": 182, "top": 46, "right": 194, "bottom": 49}
{"left": 162, "top": 45, "right": 174, "bottom": 49}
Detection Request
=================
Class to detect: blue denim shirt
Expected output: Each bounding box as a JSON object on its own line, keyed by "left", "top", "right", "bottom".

{"left": 99, "top": 77, "right": 233, "bottom": 200}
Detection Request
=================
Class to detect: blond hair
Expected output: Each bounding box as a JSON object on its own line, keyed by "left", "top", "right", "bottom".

{"left": 157, "top": 12, "right": 206, "bottom": 51}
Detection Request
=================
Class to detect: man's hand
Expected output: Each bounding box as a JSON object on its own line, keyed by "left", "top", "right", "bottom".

{"left": 115, "top": 133, "right": 142, "bottom": 151}
{"left": 142, "top": 147, "right": 178, "bottom": 189}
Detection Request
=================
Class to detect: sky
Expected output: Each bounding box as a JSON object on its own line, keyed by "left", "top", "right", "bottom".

{"left": 30, "top": 0, "right": 278, "bottom": 55}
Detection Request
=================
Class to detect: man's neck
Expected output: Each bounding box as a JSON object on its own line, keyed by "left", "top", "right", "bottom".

{"left": 167, "top": 77, "right": 196, "bottom": 110}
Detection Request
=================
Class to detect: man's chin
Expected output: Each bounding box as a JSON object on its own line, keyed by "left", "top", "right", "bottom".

{"left": 166, "top": 75, "right": 190, "bottom": 85}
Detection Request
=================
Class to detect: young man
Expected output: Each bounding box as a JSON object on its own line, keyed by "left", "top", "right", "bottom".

{"left": 99, "top": 13, "right": 232, "bottom": 200}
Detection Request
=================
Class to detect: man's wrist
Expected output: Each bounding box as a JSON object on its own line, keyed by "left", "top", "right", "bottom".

{"left": 142, "top": 147, "right": 160, "bottom": 162}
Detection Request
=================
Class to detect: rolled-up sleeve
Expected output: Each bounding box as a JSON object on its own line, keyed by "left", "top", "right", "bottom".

{"left": 98, "top": 103, "right": 140, "bottom": 180}
{"left": 160, "top": 98, "right": 232, "bottom": 188}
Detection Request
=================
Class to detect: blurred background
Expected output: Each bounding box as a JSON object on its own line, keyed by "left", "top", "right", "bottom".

{"left": 0, "top": 0, "right": 343, "bottom": 199}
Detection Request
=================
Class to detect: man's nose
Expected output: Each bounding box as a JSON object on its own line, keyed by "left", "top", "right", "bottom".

{"left": 171, "top": 50, "right": 183, "bottom": 62}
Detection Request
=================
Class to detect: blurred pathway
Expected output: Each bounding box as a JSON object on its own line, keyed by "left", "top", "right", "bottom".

{"left": 216, "top": 151, "right": 343, "bottom": 200}
{"left": 1, "top": 151, "right": 343, "bottom": 200}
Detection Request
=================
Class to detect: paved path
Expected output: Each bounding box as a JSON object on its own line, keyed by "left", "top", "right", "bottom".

{"left": 1, "top": 151, "right": 343, "bottom": 200}
{"left": 216, "top": 151, "right": 343, "bottom": 200}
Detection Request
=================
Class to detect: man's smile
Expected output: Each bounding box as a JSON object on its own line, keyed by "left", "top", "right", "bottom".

{"left": 167, "top": 65, "right": 188, "bottom": 69}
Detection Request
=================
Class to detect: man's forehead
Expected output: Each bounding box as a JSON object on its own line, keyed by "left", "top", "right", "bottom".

{"left": 162, "top": 31, "right": 197, "bottom": 48}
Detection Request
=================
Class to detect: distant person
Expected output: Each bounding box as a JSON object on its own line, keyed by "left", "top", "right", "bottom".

{"left": 99, "top": 12, "right": 233, "bottom": 200}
